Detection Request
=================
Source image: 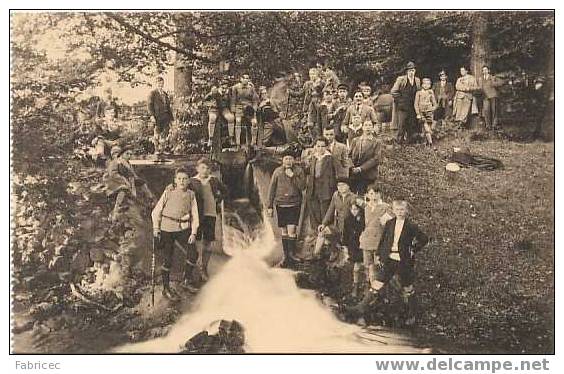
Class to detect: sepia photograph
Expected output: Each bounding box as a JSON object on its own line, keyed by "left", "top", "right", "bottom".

{"left": 9, "top": 9, "right": 554, "bottom": 356}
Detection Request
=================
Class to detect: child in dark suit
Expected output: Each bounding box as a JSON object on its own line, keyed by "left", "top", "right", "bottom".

{"left": 347, "top": 200, "right": 428, "bottom": 326}
{"left": 342, "top": 203, "right": 365, "bottom": 299}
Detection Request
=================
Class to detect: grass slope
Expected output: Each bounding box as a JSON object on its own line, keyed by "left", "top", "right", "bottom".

{"left": 379, "top": 139, "right": 554, "bottom": 353}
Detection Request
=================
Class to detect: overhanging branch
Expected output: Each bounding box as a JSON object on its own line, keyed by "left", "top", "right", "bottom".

{"left": 104, "top": 13, "right": 217, "bottom": 63}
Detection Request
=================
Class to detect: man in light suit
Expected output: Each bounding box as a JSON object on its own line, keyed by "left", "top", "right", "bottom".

{"left": 391, "top": 62, "right": 421, "bottom": 144}
{"left": 478, "top": 65, "right": 503, "bottom": 130}
{"left": 148, "top": 76, "right": 174, "bottom": 154}
{"left": 341, "top": 91, "right": 378, "bottom": 137}
{"left": 323, "top": 126, "right": 351, "bottom": 180}
{"left": 349, "top": 121, "right": 382, "bottom": 194}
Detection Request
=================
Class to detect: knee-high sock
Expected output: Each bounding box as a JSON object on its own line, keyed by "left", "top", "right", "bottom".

{"left": 287, "top": 236, "right": 297, "bottom": 259}
{"left": 161, "top": 267, "right": 170, "bottom": 289}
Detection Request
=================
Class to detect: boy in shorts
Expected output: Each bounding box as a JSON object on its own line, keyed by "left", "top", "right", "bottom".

{"left": 267, "top": 152, "right": 307, "bottom": 268}
{"left": 188, "top": 158, "right": 227, "bottom": 282}
{"left": 414, "top": 77, "right": 437, "bottom": 147}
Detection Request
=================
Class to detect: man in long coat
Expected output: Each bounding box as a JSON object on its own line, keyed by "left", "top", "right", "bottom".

{"left": 391, "top": 62, "right": 421, "bottom": 144}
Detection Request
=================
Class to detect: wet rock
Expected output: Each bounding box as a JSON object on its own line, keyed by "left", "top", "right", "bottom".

{"left": 180, "top": 320, "right": 245, "bottom": 354}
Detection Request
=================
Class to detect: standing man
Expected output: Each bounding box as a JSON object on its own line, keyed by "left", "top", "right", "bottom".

{"left": 391, "top": 62, "right": 421, "bottom": 144}
{"left": 304, "top": 137, "right": 338, "bottom": 234}
{"left": 323, "top": 126, "right": 351, "bottom": 179}
{"left": 316, "top": 58, "right": 340, "bottom": 93}
{"left": 230, "top": 73, "right": 259, "bottom": 148}
{"left": 341, "top": 91, "right": 378, "bottom": 139}
{"left": 432, "top": 70, "right": 455, "bottom": 128}
{"left": 267, "top": 152, "right": 306, "bottom": 268}
{"left": 188, "top": 158, "right": 227, "bottom": 282}
{"left": 349, "top": 121, "right": 382, "bottom": 195}
{"left": 331, "top": 83, "right": 351, "bottom": 142}
{"left": 452, "top": 66, "right": 479, "bottom": 127}
{"left": 148, "top": 77, "right": 174, "bottom": 155}
{"left": 478, "top": 65, "right": 503, "bottom": 130}
{"left": 152, "top": 168, "right": 200, "bottom": 300}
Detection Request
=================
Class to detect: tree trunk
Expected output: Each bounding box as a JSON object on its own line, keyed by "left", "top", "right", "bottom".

{"left": 174, "top": 56, "right": 192, "bottom": 102}
{"left": 539, "top": 35, "right": 554, "bottom": 141}
{"left": 173, "top": 14, "right": 193, "bottom": 103}
{"left": 470, "top": 12, "right": 490, "bottom": 77}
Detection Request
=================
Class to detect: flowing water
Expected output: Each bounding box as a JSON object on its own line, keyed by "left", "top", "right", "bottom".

{"left": 116, "top": 161, "right": 425, "bottom": 353}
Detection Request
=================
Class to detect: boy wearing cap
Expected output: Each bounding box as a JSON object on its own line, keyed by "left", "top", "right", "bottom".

{"left": 319, "top": 178, "right": 358, "bottom": 243}
{"left": 414, "top": 78, "right": 438, "bottom": 146}
{"left": 188, "top": 158, "right": 227, "bottom": 282}
{"left": 302, "top": 68, "right": 326, "bottom": 115}
{"left": 267, "top": 153, "right": 307, "bottom": 268}
{"left": 152, "top": 168, "right": 200, "bottom": 299}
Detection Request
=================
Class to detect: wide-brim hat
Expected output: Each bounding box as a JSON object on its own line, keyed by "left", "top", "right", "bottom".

{"left": 337, "top": 83, "right": 349, "bottom": 91}
{"left": 405, "top": 61, "right": 416, "bottom": 71}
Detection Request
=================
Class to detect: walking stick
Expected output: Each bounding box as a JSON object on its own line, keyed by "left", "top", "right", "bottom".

{"left": 151, "top": 235, "right": 157, "bottom": 307}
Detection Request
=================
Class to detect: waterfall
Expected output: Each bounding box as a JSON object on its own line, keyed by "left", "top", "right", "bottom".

{"left": 115, "top": 163, "right": 424, "bottom": 353}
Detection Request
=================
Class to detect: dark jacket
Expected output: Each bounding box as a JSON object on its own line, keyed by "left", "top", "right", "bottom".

{"left": 343, "top": 212, "right": 365, "bottom": 251}
{"left": 432, "top": 81, "right": 455, "bottom": 105}
{"left": 305, "top": 153, "right": 337, "bottom": 201}
{"left": 377, "top": 217, "right": 428, "bottom": 261}
{"left": 188, "top": 176, "right": 228, "bottom": 218}
{"left": 322, "top": 191, "right": 358, "bottom": 234}
{"left": 148, "top": 89, "right": 173, "bottom": 126}
{"left": 267, "top": 166, "right": 306, "bottom": 208}
{"left": 349, "top": 136, "right": 382, "bottom": 180}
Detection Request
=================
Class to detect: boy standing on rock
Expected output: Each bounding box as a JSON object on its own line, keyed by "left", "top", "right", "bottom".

{"left": 188, "top": 158, "right": 227, "bottom": 282}
{"left": 267, "top": 152, "right": 307, "bottom": 268}
{"left": 152, "top": 168, "right": 200, "bottom": 300}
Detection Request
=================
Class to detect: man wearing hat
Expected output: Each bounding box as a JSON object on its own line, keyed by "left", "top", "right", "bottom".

{"left": 391, "top": 62, "right": 421, "bottom": 144}
{"left": 433, "top": 70, "right": 455, "bottom": 128}
{"left": 148, "top": 76, "right": 174, "bottom": 155}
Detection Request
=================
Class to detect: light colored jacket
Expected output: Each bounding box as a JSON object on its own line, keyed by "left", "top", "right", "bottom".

{"left": 152, "top": 185, "right": 199, "bottom": 234}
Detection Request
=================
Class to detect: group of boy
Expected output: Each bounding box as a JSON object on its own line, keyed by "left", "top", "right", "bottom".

{"left": 151, "top": 158, "right": 227, "bottom": 301}
{"left": 266, "top": 113, "right": 428, "bottom": 325}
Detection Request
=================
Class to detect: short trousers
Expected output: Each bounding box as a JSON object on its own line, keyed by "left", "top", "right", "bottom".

{"left": 196, "top": 215, "right": 216, "bottom": 241}
{"left": 348, "top": 244, "right": 363, "bottom": 263}
{"left": 373, "top": 257, "right": 415, "bottom": 287}
{"left": 420, "top": 111, "right": 434, "bottom": 134}
{"left": 276, "top": 205, "right": 301, "bottom": 227}
{"left": 362, "top": 249, "right": 379, "bottom": 268}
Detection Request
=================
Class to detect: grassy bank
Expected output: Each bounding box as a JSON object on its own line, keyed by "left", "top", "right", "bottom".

{"left": 378, "top": 138, "right": 554, "bottom": 353}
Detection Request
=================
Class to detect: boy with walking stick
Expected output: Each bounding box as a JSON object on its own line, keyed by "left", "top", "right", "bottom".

{"left": 152, "top": 168, "right": 200, "bottom": 301}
